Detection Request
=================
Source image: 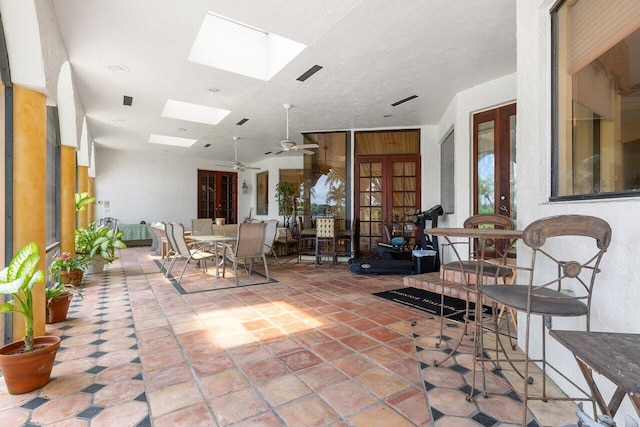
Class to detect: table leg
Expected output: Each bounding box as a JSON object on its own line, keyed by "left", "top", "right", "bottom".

{"left": 576, "top": 356, "right": 611, "bottom": 417}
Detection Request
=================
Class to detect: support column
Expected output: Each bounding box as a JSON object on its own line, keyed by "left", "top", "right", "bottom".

{"left": 87, "top": 177, "right": 95, "bottom": 224}
{"left": 60, "top": 145, "right": 76, "bottom": 254}
{"left": 13, "top": 86, "right": 46, "bottom": 338}
{"left": 77, "top": 166, "right": 89, "bottom": 228}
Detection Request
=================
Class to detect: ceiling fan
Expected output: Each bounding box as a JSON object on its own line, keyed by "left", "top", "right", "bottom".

{"left": 271, "top": 104, "right": 319, "bottom": 155}
{"left": 216, "top": 137, "right": 260, "bottom": 171}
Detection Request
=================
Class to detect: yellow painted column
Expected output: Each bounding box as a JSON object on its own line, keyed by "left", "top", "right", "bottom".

{"left": 77, "top": 166, "right": 89, "bottom": 228}
{"left": 87, "top": 177, "right": 95, "bottom": 224}
{"left": 60, "top": 145, "right": 76, "bottom": 254}
{"left": 13, "top": 86, "right": 47, "bottom": 338}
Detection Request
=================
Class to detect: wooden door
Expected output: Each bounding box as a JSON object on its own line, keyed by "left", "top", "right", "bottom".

{"left": 355, "top": 155, "right": 421, "bottom": 256}
{"left": 198, "top": 170, "right": 237, "bottom": 223}
{"left": 473, "top": 103, "right": 517, "bottom": 224}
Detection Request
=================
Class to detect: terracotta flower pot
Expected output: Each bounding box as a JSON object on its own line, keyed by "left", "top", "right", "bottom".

{"left": 0, "top": 336, "right": 61, "bottom": 394}
{"left": 59, "top": 268, "right": 84, "bottom": 286}
{"left": 46, "top": 293, "right": 73, "bottom": 324}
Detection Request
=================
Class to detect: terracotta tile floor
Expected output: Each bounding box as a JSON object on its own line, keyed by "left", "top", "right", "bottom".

{"left": 0, "top": 247, "right": 580, "bottom": 426}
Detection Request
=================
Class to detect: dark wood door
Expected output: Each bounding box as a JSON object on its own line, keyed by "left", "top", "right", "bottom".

{"left": 198, "top": 170, "right": 237, "bottom": 223}
{"left": 355, "top": 155, "right": 421, "bottom": 256}
{"left": 473, "top": 103, "right": 517, "bottom": 225}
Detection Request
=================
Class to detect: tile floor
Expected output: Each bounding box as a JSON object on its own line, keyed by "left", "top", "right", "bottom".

{"left": 0, "top": 247, "right": 580, "bottom": 426}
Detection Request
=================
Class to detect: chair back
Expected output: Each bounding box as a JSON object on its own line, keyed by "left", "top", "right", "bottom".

{"left": 234, "top": 222, "right": 267, "bottom": 258}
{"left": 163, "top": 221, "right": 178, "bottom": 253}
{"left": 463, "top": 213, "right": 515, "bottom": 260}
{"left": 170, "top": 222, "right": 192, "bottom": 256}
{"left": 263, "top": 219, "right": 279, "bottom": 255}
{"left": 316, "top": 218, "right": 335, "bottom": 238}
{"left": 191, "top": 218, "right": 213, "bottom": 236}
{"left": 522, "top": 214, "right": 611, "bottom": 329}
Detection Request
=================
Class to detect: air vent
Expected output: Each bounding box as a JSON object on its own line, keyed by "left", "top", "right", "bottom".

{"left": 123, "top": 95, "right": 133, "bottom": 106}
{"left": 296, "top": 65, "right": 323, "bottom": 82}
{"left": 391, "top": 95, "right": 418, "bottom": 107}
{"left": 236, "top": 118, "right": 249, "bottom": 126}
{"left": 204, "top": 144, "right": 211, "bottom": 148}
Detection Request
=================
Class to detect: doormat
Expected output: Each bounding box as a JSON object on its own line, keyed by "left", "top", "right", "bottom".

{"left": 373, "top": 287, "right": 492, "bottom": 323}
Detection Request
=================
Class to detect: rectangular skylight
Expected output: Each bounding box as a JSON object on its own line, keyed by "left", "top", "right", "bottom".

{"left": 149, "top": 134, "right": 198, "bottom": 147}
{"left": 188, "top": 12, "right": 306, "bottom": 81}
{"left": 162, "top": 100, "right": 231, "bottom": 125}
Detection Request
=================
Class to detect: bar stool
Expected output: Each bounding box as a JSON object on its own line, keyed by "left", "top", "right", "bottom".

{"left": 315, "top": 218, "right": 336, "bottom": 268}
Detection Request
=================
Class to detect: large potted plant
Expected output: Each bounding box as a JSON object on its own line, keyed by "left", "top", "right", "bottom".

{"left": 0, "top": 242, "right": 61, "bottom": 394}
{"left": 75, "top": 222, "right": 126, "bottom": 273}
{"left": 46, "top": 282, "right": 82, "bottom": 324}
{"left": 49, "top": 252, "right": 87, "bottom": 286}
{"left": 275, "top": 180, "right": 295, "bottom": 229}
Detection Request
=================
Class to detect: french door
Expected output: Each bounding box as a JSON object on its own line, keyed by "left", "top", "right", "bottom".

{"left": 355, "top": 155, "right": 421, "bottom": 256}
{"left": 473, "top": 103, "right": 517, "bottom": 225}
{"left": 197, "top": 170, "right": 237, "bottom": 224}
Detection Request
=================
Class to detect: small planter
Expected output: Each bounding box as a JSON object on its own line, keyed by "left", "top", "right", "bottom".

{"left": 59, "top": 268, "right": 84, "bottom": 286}
{"left": 0, "top": 336, "right": 61, "bottom": 394}
{"left": 46, "top": 293, "right": 73, "bottom": 324}
{"left": 85, "top": 255, "right": 106, "bottom": 274}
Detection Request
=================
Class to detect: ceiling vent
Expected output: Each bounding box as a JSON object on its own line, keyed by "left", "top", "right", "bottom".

{"left": 204, "top": 143, "right": 211, "bottom": 148}
{"left": 391, "top": 95, "right": 418, "bottom": 107}
{"left": 123, "top": 95, "right": 133, "bottom": 106}
{"left": 236, "top": 118, "right": 249, "bottom": 126}
{"left": 296, "top": 65, "right": 323, "bottom": 82}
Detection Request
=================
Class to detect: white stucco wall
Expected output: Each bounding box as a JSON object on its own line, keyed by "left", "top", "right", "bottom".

{"left": 435, "top": 73, "right": 517, "bottom": 229}
{"left": 518, "top": 1, "right": 640, "bottom": 422}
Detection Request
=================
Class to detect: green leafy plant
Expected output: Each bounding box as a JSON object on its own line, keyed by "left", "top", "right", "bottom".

{"left": 75, "top": 222, "right": 127, "bottom": 263}
{"left": 46, "top": 282, "right": 83, "bottom": 302}
{"left": 0, "top": 242, "right": 45, "bottom": 353}
{"left": 75, "top": 192, "right": 95, "bottom": 214}
{"left": 275, "top": 180, "right": 295, "bottom": 228}
{"left": 49, "top": 252, "right": 87, "bottom": 281}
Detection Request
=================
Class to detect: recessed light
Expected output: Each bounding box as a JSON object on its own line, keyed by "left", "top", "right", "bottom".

{"left": 107, "top": 64, "right": 129, "bottom": 72}
{"left": 208, "top": 87, "right": 220, "bottom": 93}
{"left": 178, "top": 127, "right": 188, "bottom": 132}
{"left": 383, "top": 114, "right": 393, "bottom": 118}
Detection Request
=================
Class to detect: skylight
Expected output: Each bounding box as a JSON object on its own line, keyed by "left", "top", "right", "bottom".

{"left": 188, "top": 12, "right": 306, "bottom": 81}
{"left": 149, "top": 134, "right": 198, "bottom": 148}
{"left": 161, "top": 100, "right": 231, "bottom": 126}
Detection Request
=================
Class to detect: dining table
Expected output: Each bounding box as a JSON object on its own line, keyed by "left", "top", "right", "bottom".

{"left": 189, "top": 234, "right": 237, "bottom": 278}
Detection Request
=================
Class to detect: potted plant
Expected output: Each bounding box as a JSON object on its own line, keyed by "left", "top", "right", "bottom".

{"left": 49, "top": 252, "right": 87, "bottom": 286}
{"left": 46, "top": 282, "right": 82, "bottom": 324}
{"left": 275, "top": 180, "right": 295, "bottom": 229}
{"left": 75, "top": 222, "right": 126, "bottom": 273}
{"left": 0, "top": 242, "right": 61, "bottom": 394}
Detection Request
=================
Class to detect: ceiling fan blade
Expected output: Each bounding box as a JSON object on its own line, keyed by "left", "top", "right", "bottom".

{"left": 301, "top": 149, "right": 315, "bottom": 155}
{"left": 271, "top": 149, "right": 285, "bottom": 155}
{"left": 297, "top": 143, "right": 319, "bottom": 149}
{"left": 244, "top": 166, "right": 261, "bottom": 170}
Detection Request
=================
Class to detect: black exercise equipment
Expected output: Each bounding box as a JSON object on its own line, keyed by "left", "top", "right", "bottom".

{"left": 348, "top": 204, "right": 443, "bottom": 275}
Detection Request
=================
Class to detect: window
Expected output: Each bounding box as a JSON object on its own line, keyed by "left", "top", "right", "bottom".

{"left": 256, "top": 171, "right": 268, "bottom": 215}
{"left": 552, "top": 0, "right": 640, "bottom": 199}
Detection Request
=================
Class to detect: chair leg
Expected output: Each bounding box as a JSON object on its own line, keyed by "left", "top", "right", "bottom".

{"left": 233, "top": 259, "right": 239, "bottom": 286}
{"left": 262, "top": 254, "right": 270, "bottom": 281}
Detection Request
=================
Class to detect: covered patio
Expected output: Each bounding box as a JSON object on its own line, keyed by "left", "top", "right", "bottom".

{"left": 2, "top": 248, "right": 576, "bottom": 426}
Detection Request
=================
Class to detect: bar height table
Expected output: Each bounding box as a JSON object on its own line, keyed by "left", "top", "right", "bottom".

{"left": 549, "top": 330, "right": 640, "bottom": 418}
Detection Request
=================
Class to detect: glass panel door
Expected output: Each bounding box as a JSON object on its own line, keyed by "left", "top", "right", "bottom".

{"left": 355, "top": 155, "right": 421, "bottom": 256}
{"left": 197, "top": 170, "right": 237, "bottom": 223}
{"left": 473, "top": 103, "right": 517, "bottom": 225}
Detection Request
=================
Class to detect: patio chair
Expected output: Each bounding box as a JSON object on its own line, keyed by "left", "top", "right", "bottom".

{"left": 480, "top": 214, "right": 611, "bottom": 425}
{"left": 222, "top": 222, "right": 269, "bottom": 286}
{"left": 315, "top": 218, "right": 336, "bottom": 268}
{"left": 165, "top": 221, "right": 217, "bottom": 284}
{"left": 263, "top": 219, "right": 279, "bottom": 259}
{"left": 191, "top": 218, "right": 213, "bottom": 236}
{"left": 435, "top": 214, "right": 517, "bottom": 362}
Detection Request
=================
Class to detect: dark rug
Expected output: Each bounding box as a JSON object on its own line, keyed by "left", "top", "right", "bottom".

{"left": 373, "top": 287, "right": 492, "bottom": 323}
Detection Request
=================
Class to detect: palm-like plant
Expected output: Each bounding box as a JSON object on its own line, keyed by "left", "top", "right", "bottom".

{"left": 75, "top": 222, "right": 126, "bottom": 263}
{"left": 0, "top": 242, "right": 45, "bottom": 353}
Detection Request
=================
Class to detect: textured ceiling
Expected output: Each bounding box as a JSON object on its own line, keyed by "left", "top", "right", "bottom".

{"left": 52, "top": 0, "right": 516, "bottom": 165}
